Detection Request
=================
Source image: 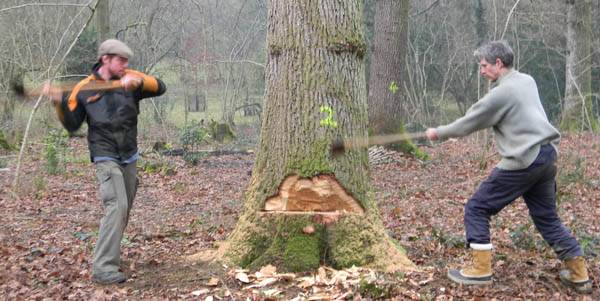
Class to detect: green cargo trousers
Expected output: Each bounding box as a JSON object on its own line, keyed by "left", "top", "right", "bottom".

{"left": 92, "top": 160, "right": 138, "bottom": 275}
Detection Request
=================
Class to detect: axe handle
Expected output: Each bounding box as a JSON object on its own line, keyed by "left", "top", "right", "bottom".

{"left": 342, "top": 132, "right": 427, "bottom": 150}
{"left": 19, "top": 80, "right": 122, "bottom": 98}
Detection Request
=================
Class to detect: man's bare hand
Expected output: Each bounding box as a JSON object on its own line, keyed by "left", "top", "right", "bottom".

{"left": 426, "top": 128, "right": 438, "bottom": 141}
{"left": 120, "top": 74, "right": 142, "bottom": 91}
{"left": 41, "top": 82, "right": 63, "bottom": 104}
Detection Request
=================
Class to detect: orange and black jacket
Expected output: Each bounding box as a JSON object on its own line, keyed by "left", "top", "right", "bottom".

{"left": 55, "top": 62, "right": 166, "bottom": 162}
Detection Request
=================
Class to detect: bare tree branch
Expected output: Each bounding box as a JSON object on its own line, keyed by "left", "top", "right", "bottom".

{"left": 214, "top": 59, "right": 265, "bottom": 68}
{"left": 411, "top": 0, "right": 441, "bottom": 18}
{"left": 500, "top": 0, "right": 523, "bottom": 40}
{"left": 0, "top": 3, "right": 90, "bottom": 14}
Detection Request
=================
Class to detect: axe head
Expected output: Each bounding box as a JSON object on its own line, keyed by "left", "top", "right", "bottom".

{"left": 10, "top": 78, "right": 25, "bottom": 97}
{"left": 330, "top": 138, "right": 346, "bottom": 157}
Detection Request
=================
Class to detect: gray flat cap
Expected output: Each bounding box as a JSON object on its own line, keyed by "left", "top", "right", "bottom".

{"left": 97, "top": 39, "right": 134, "bottom": 60}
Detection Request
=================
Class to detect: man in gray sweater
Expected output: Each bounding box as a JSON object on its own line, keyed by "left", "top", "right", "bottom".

{"left": 426, "top": 40, "right": 591, "bottom": 293}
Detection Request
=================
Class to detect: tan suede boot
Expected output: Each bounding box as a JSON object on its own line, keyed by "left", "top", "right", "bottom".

{"left": 447, "top": 246, "right": 493, "bottom": 285}
{"left": 559, "top": 256, "right": 592, "bottom": 294}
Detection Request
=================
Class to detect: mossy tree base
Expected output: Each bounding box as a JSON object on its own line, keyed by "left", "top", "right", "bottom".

{"left": 216, "top": 210, "right": 414, "bottom": 273}
{"left": 215, "top": 174, "right": 415, "bottom": 273}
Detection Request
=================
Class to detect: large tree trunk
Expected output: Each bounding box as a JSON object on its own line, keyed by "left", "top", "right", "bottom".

{"left": 561, "top": 0, "right": 598, "bottom": 131}
{"left": 95, "top": 0, "right": 110, "bottom": 44}
{"left": 217, "top": 0, "right": 414, "bottom": 273}
{"left": 367, "top": 0, "right": 409, "bottom": 135}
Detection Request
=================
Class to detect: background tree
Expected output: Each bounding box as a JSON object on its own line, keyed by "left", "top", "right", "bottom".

{"left": 217, "top": 0, "right": 414, "bottom": 272}
{"left": 367, "top": 0, "right": 409, "bottom": 135}
{"left": 594, "top": 0, "right": 600, "bottom": 120}
{"left": 111, "top": 0, "right": 183, "bottom": 74}
{"left": 95, "top": 0, "right": 109, "bottom": 44}
{"left": 561, "top": 0, "right": 598, "bottom": 131}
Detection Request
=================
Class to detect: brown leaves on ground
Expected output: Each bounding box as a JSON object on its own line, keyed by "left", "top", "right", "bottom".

{"left": 0, "top": 133, "right": 598, "bottom": 299}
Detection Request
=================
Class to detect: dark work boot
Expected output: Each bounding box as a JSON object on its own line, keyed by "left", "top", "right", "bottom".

{"left": 92, "top": 271, "right": 126, "bottom": 284}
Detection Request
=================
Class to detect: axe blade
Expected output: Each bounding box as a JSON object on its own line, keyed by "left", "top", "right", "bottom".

{"left": 10, "top": 78, "right": 26, "bottom": 97}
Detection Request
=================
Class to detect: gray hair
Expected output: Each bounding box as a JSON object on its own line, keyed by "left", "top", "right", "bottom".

{"left": 474, "top": 40, "right": 514, "bottom": 68}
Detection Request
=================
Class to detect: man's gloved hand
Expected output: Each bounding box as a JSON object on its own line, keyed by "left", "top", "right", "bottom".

{"left": 120, "top": 74, "right": 142, "bottom": 91}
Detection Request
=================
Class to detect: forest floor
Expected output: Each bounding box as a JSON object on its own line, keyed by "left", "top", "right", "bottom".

{"left": 1, "top": 133, "right": 599, "bottom": 300}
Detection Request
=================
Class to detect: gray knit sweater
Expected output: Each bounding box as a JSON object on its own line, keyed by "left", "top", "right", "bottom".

{"left": 436, "top": 69, "right": 560, "bottom": 170}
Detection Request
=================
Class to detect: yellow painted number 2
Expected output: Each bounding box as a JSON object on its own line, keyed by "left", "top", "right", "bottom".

{"left": 319, "top": 105, "right": 338, "bottom": 128}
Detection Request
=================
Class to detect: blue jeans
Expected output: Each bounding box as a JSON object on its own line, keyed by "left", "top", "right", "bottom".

{"left": 465, "top": 145, "right": 582, "bottom": 260}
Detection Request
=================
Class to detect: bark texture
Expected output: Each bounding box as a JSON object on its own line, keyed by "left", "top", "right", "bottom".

{"left": 561, "top": 0, "right": 598, "bottom": 131}
{"left": 217, "top": 0, "right": 414, "bottom": 273}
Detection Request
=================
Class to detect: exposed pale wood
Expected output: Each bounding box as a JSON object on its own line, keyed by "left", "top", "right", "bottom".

{"left": 264, "top": 175, "right": 364, "bottom": 214}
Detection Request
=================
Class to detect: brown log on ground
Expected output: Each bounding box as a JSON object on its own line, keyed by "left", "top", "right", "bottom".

{"left": 215, "top": 0, "right": 415, "bottom": 273}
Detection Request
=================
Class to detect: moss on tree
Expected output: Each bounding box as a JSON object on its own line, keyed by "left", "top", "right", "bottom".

{"left": 283, "top": 234, "right": 322, "bottom": 272}
{"left": 245, "top": 216, "right": 325, "bottom": 272}
{"left": 286, "top": 139, "right": 333, "bottom": 178}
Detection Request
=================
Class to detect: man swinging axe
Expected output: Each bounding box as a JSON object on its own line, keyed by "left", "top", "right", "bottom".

{"left": 41, "top": 39, "right": 167, "bottom": 284}
{"left": 425, "top": 40, "right": 591, "bottom": 293}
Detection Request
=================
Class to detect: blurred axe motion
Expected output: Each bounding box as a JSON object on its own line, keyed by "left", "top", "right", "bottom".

{"left": 331, "top": 132, "right": 427, "bottom": 156}
{"left": 11, "top": 78, "right": 123, "bottom": 98}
